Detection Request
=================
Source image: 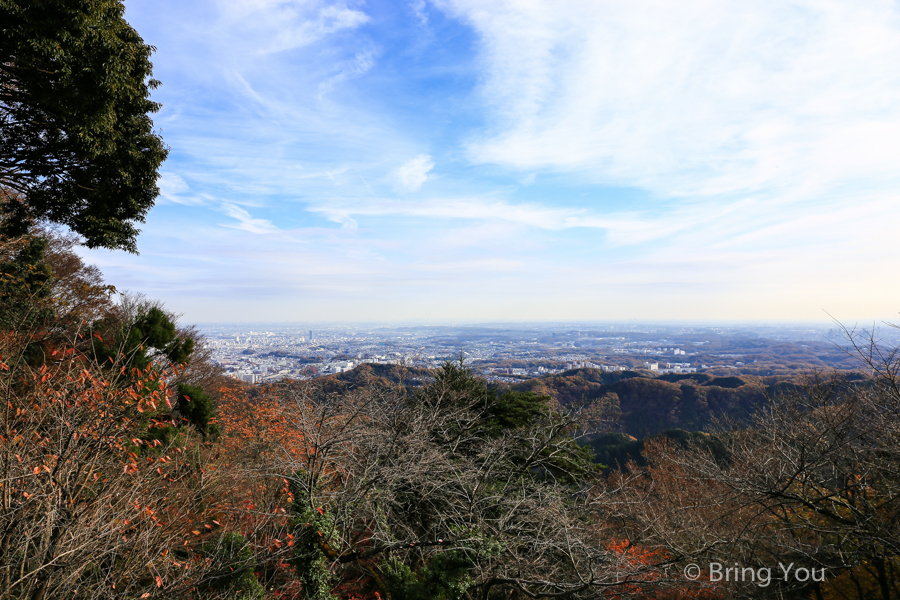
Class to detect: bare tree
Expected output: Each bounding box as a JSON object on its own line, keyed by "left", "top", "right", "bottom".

{"left": 273, "top": 362, "right": 695, "bottom": 600}
{"left": 611, "top": 329, "right": 900, "bottom": 599}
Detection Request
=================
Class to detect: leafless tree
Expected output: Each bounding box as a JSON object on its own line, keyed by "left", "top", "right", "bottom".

{"left": 610, "top": 327, "right": 900, "bottom": 599}
{"left": 273, "top": 363, "right": 695, "bottom": 600}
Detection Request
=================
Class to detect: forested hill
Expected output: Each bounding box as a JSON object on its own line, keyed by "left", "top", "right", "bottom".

{"left": 510, "top": 368, "right": 784, "bottom": 437}
{"left": 313, "top": 362, "right": 434, "bottom": 392}
{"left": 316, "top": 364, "right": 806, "bottom": 438}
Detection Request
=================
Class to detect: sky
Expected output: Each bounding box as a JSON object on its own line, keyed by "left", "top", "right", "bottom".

{"left": 83, "top": 0, "right": 900, "bottom": 324}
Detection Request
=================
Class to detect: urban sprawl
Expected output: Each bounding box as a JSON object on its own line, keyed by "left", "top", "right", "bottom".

{"left": 198, "top": 322, "right": 865, "bottom": 384}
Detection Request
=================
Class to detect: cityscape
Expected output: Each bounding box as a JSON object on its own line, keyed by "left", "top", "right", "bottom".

{"left": 199, "top": 321, "right": 880, "bottom": 384}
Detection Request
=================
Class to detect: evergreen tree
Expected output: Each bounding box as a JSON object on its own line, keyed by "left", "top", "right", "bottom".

{"left": 0, "top": 0, "right": 167, "bottom": 251}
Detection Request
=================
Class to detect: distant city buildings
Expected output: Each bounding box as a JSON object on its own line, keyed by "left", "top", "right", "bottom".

{"left": 196, "top": 322, "right": 845, "bottom": 384}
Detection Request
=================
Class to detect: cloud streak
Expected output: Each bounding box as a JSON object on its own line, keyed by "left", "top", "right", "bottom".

{"left": 440, "top": 0, "right": 900, "bottom": 198}
{"left": 308, "top": 195, "right": 757, "bottom": 246}
{"left": 220, "top": 204, "right": 279, "bottom": 234}
{"left": 99, "top": 0, "right": 900, "bottom": 323}
{"left": 214, "top": 0, "right": 369, "bottom": 55}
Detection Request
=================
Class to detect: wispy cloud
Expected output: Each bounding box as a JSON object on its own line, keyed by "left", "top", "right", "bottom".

{"left": 318, "top": 50, "right": 379, "bottom": 97}
{"left": 104, "top": 0, "right": 900, "bottom": 322}
{"left": 214, "top": 0, "right": 370, "bottom": 55}
{"left": 392, "top": 155, "right": 435, "bottom": 192}
{"left": 439, "top": 0, "right": 900, "bottom": 198}
{"left": 220, "top": 204, "right": 279, "bottom": 234}
{"left": 308, "top": 195, "right": 758, "bottom": 246}
{"left": 157, "top": 172, "right": 209, "bottom": 206}
{"left": 410, "top": 0, "right": 429, "bottom": 28}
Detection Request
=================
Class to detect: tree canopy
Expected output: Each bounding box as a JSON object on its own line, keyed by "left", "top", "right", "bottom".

{"left": 0, "top": 0, "right": 167, "bottom": 251}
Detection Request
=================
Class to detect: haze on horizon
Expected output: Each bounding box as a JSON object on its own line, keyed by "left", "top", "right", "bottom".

{"left": 84, "top": 0, "right": 900, "bottom": 324}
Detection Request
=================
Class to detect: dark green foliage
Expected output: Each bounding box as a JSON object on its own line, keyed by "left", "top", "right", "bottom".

{"left": 560, "top": 367, "right": 643, "bottom": 385}
{"left": 616, "top": 377, "right": 684, "bottom": 436}
{"left": 0, "top": 235, "right": 52, "bottom": 331}
{"left": 0, "top": 0, "right": 168, "bottom": 251}
{"left": 176, "top": 382, "right": 220, "bottom": 438}
{"left": 283, "top": 362, "right": 602, "bottom": 599}
{"left": 586, "top": 432, "right": 642, "bottom": 470}
{"left": 657, "top": 372, "right": 711, "bottom": 384}
{"left": 586, "top": 428, "right": 728, "bottom": 470}
{"left": 380, "top": 551, "right": 473, "bottom": 600}
{"left": 319, "top": 363, "right": 434, "bottom": 391}
{"left": 94, "top": 306, "right": 194, "bottom": 371}
{"left": 703, "top": 376, "right": 746, "bottom": 389}
{"left": 90, "top": 306, "right": 209, "bottom": 444}
{"left": 513, "top": 369, "right": 769, "bottom": 437}
{"left": 420, "top": 359, "right": 549, "bottom": 437}
{"left": 289, "top": 479, "right": 337, "bottom": 600}
{"left": 428, "top": 358, "right": 492, "bottom": 401}
{"left": 483, "top": 390, "right": 548, "bottom": 434}
{"left": 199, "top": 532, "right": 265, "bottom": 599}
{"left": 678, "top": 383, "right": 703, "bottom": 430}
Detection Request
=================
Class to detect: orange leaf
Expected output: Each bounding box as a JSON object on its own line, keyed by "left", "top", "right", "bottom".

{"left": 156, "top": 575, "right": 162, "bottom": 588}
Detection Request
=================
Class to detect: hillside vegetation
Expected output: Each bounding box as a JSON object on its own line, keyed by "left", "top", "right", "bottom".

{"left": 3, "top": 3, "right": 900, "bottom": 597}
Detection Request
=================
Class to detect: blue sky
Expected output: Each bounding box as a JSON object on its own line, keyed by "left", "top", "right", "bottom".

{"left": 85, "top": 0, "right": 900, "bottom": 323}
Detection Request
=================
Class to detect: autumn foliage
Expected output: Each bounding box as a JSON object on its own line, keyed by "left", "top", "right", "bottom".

{"left": 4, "top": 227, "right": 900, "bottom": 600}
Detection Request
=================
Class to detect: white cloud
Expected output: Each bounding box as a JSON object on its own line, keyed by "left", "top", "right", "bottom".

{"left": 220, "top": 204, "right": 279, "bottom": 234}
{"left": 308, "top": 195, "right": 739, "bottom": 246}
{"left": 325, "top": 211, "right": 360, "bottom": 229}
{"left": 437, "top": 0, "right": 900, "bottom": 199}
{"left": 214, "top": 0, "right": 370, "bottom": 55}
{"left": 156, "top": 172, "right": 209, "bottom": 206}
{"left": 157, "top": 172, "right": 188, "bottom": 200}
{"left": 392, "top": 154, "right": 435, "bottom": 192}
{"left": 318, "top": 50, "right": 378, "bottom": 96}
{"left": 117, "top": 0, "right": 900, "bottom": 322}
{"left": 410, "top": 0, "right": 429, "bottom": 27}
